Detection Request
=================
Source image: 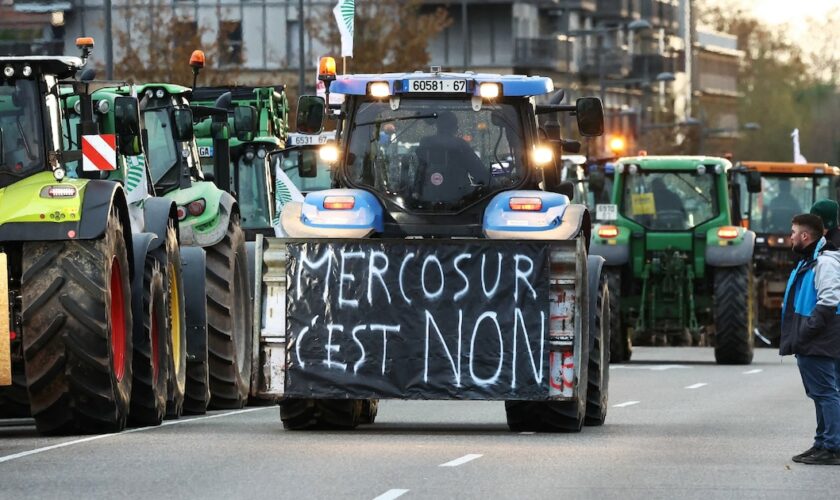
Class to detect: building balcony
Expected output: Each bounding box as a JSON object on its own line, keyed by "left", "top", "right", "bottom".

{"left": 579, "top": 46, "right": 632, "bottom": 78}
{"left": 554, "top": 0, "right": 597, "bottom": 11}
{"left": 514, "top": 36, "right": 575, "bottom": 73}
{"left": 595, "top": 0, "right": 640, "bottom": 20}
{"left": 0, "top": 39, "right": 64, "bottom": 56}
{"left": 629, "top": 53, "right": 676, "bottom": 80}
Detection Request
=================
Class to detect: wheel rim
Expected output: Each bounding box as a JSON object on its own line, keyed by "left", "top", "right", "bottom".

{"left": 110, "top": 257, "right": 127, "bottom": 382}
{"left": 169, "top": 262, "right": 182, "bottom": 374}
{"left": 151, "top": 300, "right": 160, "bottom": 380}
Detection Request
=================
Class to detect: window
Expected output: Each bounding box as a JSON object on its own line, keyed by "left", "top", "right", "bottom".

{"left": 621, "top": 170, "right": 718, "bottom": 230}
{"left": 219, "top": 21, "right": 243, "bottom": 66}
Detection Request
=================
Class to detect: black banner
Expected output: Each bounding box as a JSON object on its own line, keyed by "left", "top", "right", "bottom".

{"left": 285, "top": 240, "right": 550, "bottom": 400}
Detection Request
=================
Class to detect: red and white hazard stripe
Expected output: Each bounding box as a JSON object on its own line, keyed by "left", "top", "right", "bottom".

{"left": 82, "top": 134, "right": 117, "bottom": 172}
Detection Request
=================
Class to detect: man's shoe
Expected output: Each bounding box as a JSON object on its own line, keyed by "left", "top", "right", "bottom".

{"left": 800, "top": 449, "right": 840, "bottom": 465}
{"left": 792, "top": 446, "right": 822, "bottom": 463}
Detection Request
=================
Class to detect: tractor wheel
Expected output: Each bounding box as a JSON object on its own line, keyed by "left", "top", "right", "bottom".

{"left": 358, "top": 399, "right": 379, "bottom": 425}
{"left": 606, "top": 269, "right": 630, "bottom": 363}
{"left": 128, "top": 258, "right": 168, "bottom": 426}
{"left": 181, "top": 247, "right": 209, "bottom": 415}
{"left": 585, "top": 273, "right": 610, "bottom": 426}
{"left": 157, "top": 221, "right": 186, "bottom": 418}
{"left": 713, "top": 265, "right": 755, "bottom": 365}
{"left": 0, "top": 364, "right": 30, "bottom": 418}
{"left": 505, "top": 379, "right": 589, "bottom": 433}
{"left": 206, "top": 215, "right": 252, "bottom": 409}
{"left": 280, "top": 398, "right": 362, "bottom": 430}
{"left": 21, "top": 208, "right": 132, "bottom": 434}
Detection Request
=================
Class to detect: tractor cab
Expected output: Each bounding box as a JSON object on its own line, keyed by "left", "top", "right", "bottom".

{"left": 0, "top": 56, "right": 82, "bottom": 188}
{"left": 289, "top": 59, "right": 604, "bottom": 238}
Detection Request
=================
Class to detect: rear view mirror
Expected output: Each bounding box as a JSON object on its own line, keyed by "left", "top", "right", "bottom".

{"left": 172, "top": 108, "right": 194, "bottom": 141}
{"left": 576, "top": 97, "right": 604, "bottom": 137}
{"left": 557, "top": 181, "right": 575, "bottom": 199}
{"left": 234, "top": 106, "right": 258, "bottom": 141}
{"left": 746, "top": 170, "right": 762, "bottom": 193}
{"left": 589, "top": 170, "right": 606, "bottom": 193}
{"left": 296, "top": 96, "right": 326, "bottom": 134}
{"left": 114, "top": 97, "right": 142, "bottom": 156}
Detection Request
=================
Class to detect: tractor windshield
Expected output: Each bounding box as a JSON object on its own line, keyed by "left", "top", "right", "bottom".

{"left": 345, "top": 98, "right": 526, "bottom": 212}
{"left": 0, "top": 80, "right": 45, "bottom": 186}
{"left": 143, "top": 108, "right": 179, "bottom": 184}
{"left": 621, "top": 170, "right": 718, "bottom": 230}
{"left": 235, "top": 155, "right": 273, "bottom": 229}
{"left": 277, "top": 147, "right": 332, "bottom": 194}
{"left": 739, "top": 175, "right": 837, "bottom": 234}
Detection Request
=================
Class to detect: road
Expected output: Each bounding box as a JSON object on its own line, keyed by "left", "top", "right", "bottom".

{"left": 1, "top": 347, "right": 837, "bottom": 499}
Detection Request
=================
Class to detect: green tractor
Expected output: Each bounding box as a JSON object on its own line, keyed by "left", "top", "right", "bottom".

{"left": 0, "top": 40, "right": 190, "bottom": 432}
{"left": 99, "top": 81, "right": 253, "bottom": 409}
{"left": 591, "top": 156, "right": 756, "bottom": 365}
{"left": 191, "top": 85, "right": 290, "bottom": 239}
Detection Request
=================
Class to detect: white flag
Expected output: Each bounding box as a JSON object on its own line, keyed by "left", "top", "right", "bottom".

{"left": 791, "top": 128, "right": 807, "bottom": 164}
{"left": 333, "top": 0, "right": 354, "bottom": 58}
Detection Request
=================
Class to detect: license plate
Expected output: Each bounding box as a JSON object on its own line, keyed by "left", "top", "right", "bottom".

{"left": 596, "top": 204, "right": 618, "bottom": 221}
{"left": 407, "top": 79, "right": 468, "bottom": 93}
{"left": 198, "top": 146, "right": 214, "bottom": 158}
{"left": 0, "top": 253, "right": 10, "bottom": 387}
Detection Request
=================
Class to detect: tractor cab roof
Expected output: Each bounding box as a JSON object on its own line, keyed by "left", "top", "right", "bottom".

{"left": 330, "top": 72, "right": 554, "bottom": 97}
{"left": 0, "top": 56, "right": 83, "bottom": 79}
{"left": 616, "top": 155, "right": 732, "bottom": 171}
{"left": 735, "top": 161, "right": 840, "bottom": 176}
{"left": 191, "top": 85, "right": 285, "bottom": 103}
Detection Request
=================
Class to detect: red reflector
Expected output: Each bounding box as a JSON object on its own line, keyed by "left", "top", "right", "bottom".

{"left": 67, "top": 230, "right": 76, "bottom": 238}
{"left": 509, "top": 197, "right": 542, "bottom": 211}
{"left": 323, "top": 196, "right": 355, "bottom": 210}
{"left": 10, "top": 331, "right": 17, "bottom": 341}
{"left": 176, "top": 206, "right": 187, "bottom": 221}
{"left": 188, "top": 199, "right": 206, "bottom": 216}
{"left": 718, "top": 226, "right": 739, "bottom": 239}
{"left": 598, "top": 225, "right": 619, "bottom": 239}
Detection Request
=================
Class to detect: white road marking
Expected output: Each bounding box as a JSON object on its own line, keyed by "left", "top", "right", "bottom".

{"left": 439, "top": 453, "right": 483, "bottom": 467}
{"left": 0, "top": 407, "right": 270, "bottom": 465}
{"left": 613, "top": 401, "right": 641, "bottom": 408}
{"left": 611, "top": 364, "right": 689, "bottom": 371}
{"left": 373, "top": 489, "right": 409, "bottom": 500}
{"left": 519, "top": 431, "right": 536, "bottom": 435}
{"left": 743, "top": 369, "right": 763, "bottom": 375}
{"left": 685, "top": 383, "right": 707, "bottom": 389}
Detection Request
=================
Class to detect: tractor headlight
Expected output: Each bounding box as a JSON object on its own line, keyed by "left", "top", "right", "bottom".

{"left": 696, "top": 165, "right": 706, "bottom": 175}
{"left": 256, "top": 147, "right": 267, "bottom": 159}
{"left": 145, "top": 89, "right": 154, "bottom": 99}
{"left": 53, "top": 167, "right": 66, "bottom": 181}
{"left": 97, "top": 100, "right": 110, "bottom": 114}
{"left": 22, "top": 65, "right": 32, "bottom": 77}
{"left": 155, "top": 89, "right": 165, "bottom": 98}
{"left": 628, "top": 164, "right": 638, "bottom": 175}
{"left": 244, "top": 148, "right": 255, "bottom": 161}
{"left": 73, "top": 100, "right": 81, "bottom": 114}
{"left": 3, "top": 66, "right": 14, "bottom": 78}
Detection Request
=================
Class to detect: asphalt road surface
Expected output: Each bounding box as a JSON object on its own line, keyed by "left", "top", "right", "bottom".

{"left": 1, "top": 347, "right": 838, "bottom": 499}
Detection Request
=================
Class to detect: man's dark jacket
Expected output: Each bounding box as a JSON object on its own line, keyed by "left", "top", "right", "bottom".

{"left": 780, "top": 237, "right": 840, "bottom": 358}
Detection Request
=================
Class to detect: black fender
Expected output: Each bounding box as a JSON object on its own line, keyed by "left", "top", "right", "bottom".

{"left": 180, "top": 246, "right": 208, "bottom": 364}
{"left": 587, "top": 254, "right": 606, "bottom": 352}
{"left": 131, "top": 232, "right": 157, "bottom": 344}
{"left": 142, "top": 196, "right": 179, "bottom": 252}
{"left": 83, "top": 181, "right": 135, "bottom": 282}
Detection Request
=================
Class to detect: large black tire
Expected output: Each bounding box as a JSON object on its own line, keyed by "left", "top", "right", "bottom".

{"left": 606, "top": 269, "right": 630, "bottom": 363}
{"left": 206, "top": 215, "right": 252, "bottom": 409}
{"left": 21, "top": 208, "right": 133, "bottom": 434}
{"left": 181, "top": 247, "right": 209, "bottom": 415}
{"left": 157, "top": 221, "right": 186, "bottom": 418}
{"left": 128, "top": 258, "right": 168, "bottom": 426}
{"left": 280, "top": 398, "right": 362, "bottom": 430}
{"left": 358, "top": 399, "right": 378, "bottom": 425}
{"left": 0, "top": 364, "right": 30, "bottom": 418}
{"left": 585, "top": 273, "right": 610, "bottom": 426}
{"left": 713, "top": 265, "right": 755, "bottom": 365}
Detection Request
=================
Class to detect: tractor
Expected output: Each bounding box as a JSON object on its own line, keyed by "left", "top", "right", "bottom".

{"left": 730, "top": 161, "right": 840, "bottom": 346}
{"left": 250, "top": 59, "right": 611, "bottom": 432}
{"left": 0, "top": 39, "right": 194, "bottom": 433}
{"left": 591, "top": 156, "right": 756, "bottom": 365}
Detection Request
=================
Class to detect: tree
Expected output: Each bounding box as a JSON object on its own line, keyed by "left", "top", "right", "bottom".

{"left": 308, "top": 0, "right": 451, "bottom": 74}
{"left": 111, "top": 1, "right": 243, "bottom": 86}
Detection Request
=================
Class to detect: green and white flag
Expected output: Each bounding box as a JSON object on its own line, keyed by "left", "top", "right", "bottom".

{"left": 333, "top": 0, "right": 354, "bottom": 58}
{"left": 124, "top": 155, "right": 149, "bottom": 205}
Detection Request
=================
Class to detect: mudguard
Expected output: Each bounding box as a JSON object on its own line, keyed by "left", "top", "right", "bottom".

{"left": 180, "top": 247, "right": 208, "bottom": 379}
{"left": 142, "top": 197, "right": 178, "bottom": 252}
{"left": 483, "top": 190, "right": 590, "bottom": 245}
{"left": 131, "top": 232, "right": 157, "bottom": 346}
{"left": 706, "top": 228, "right": 756, "bottom": 267}
{"left": 281, "top": 189, "right": 384, "bottom": 238}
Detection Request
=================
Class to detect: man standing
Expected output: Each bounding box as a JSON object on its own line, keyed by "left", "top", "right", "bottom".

{"left": 782, "top": 214, "right": 840, "bottom": 465}
{"left": 810, "top": 199, "right": 840, "bottom": 247}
